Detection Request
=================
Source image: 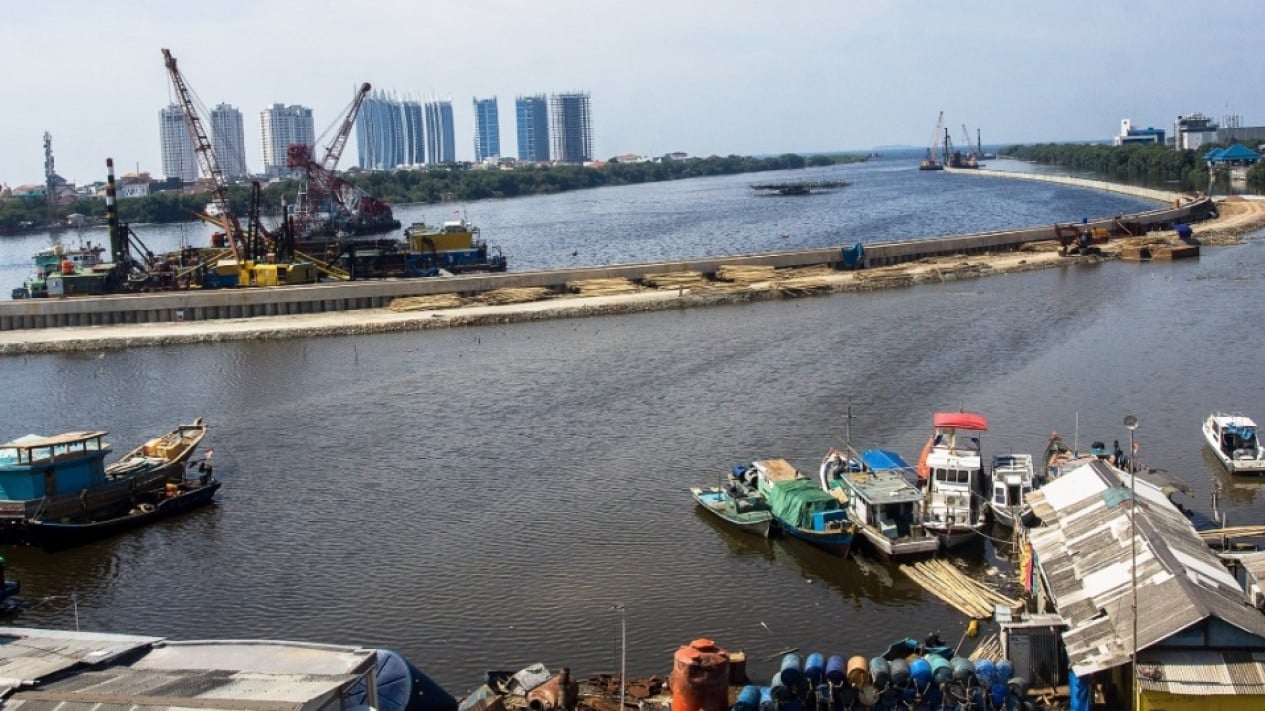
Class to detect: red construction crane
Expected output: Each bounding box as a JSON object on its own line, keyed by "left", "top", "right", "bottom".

{"left": 160, "top": 48, "right": 243, "bottom": 263}
{"left": 286, "top": 82, "right": 395, "bottom": 241}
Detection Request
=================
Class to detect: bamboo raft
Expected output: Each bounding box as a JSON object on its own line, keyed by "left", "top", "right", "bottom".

{"left": 899, "top": 559, "right": 1021, "bottom": 620}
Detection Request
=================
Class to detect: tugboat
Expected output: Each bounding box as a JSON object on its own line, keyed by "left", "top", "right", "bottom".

{"left": 336, "top": 216, "right": 508, "bottom": 279}
{"left": 11, "top": 242, "right": 107, "bottom": 299}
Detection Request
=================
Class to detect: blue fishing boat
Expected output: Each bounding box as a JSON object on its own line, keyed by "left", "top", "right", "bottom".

{"left": 0, "top": 419, "right": 211, "bottom": 547}
{"left": 743, "top": 458, "right": 854, "bottom": 556}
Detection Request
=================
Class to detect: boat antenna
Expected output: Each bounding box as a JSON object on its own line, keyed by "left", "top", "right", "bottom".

{"left": 1073, "top": 411, "right": 1080, "bottom": 456}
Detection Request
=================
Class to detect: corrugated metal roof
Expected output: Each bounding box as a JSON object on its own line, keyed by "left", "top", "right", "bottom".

{"left": 0, "top": 628, "right": 378, "bottom": 711}
{"left": 1028, "top": 460, "right": 1265, "bottom": 677}
{"left": 1139, "top": 649, "right": 1265, "bottom": 695}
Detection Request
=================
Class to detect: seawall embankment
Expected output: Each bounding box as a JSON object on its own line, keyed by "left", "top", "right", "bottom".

{"left": 0, "top": 195, "right": 1212, "bottom": 335}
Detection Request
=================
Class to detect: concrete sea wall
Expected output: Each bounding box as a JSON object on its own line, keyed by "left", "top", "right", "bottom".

{"left": 0, "top": 190, "right": 1212, "bottom": 332}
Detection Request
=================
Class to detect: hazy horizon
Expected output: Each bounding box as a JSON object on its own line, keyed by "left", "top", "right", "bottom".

{"left": 4, "top": 1, "right": 1262, "bottom": 187}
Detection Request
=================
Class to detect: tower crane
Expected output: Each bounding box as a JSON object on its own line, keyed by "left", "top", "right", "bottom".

{"left": 161, "top": 48, "right": 243, "bottom": 264}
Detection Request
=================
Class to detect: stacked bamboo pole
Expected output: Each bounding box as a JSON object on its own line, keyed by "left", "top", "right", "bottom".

{"left": 641, "top": 271, "right": 707, "bottom": 290}
{"left": 1197, "top": 525, "right": 1265, "bottom": 541}
{"left": 565, "top": 278, "right": 640, "bottom": 296}
{"left": 475, "top": 287, "right": 554, "bottom": 306}
{"left": 967, "top": 633, "right": 1003, "bottom": 662}
{"left": 899, "top": 559, "right": 1020, "bottom": 620}
{"left": 388, "top": 294, "right": 466, "bottom": 312}
{"left": 715, "top": 265, "right": 777, "bottom": 284}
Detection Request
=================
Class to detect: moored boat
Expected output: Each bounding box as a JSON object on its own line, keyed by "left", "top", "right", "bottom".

{"left": 11, "top": 242, "right": 107, "bottom": 299}
{"left": 690, "top": 479, "right": 776, "bottom": 539}
{"left": 819, "top": 448, "right": 938, "bottom": 559}
{"left": 1203, "top": 413, "right": 1265, "bottom": 474}
{"left": 988, "top": 453, "right": 1036, "bottom": 528}
{"left": 744, "top": 458, "right": 855, "bottom": 556}
{"left": 916, "top": 412, "right": 990, "bottom": 548}
{"left": 26, "top": 457, "right": 220, "bottom": 550}
{"left": 0, "top": 418, "right": 209, "bottom": 545}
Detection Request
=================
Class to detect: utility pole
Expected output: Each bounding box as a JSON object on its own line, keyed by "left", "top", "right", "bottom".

{"left": 1124, "top": 414, "right": 1139, "bottom": 710}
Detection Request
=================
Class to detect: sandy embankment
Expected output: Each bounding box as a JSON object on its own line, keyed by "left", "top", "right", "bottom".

{"left": 3, "top": 198, "right": 1264, "bottom": 355}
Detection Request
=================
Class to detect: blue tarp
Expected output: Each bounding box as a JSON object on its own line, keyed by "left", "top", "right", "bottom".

{"left": 1068, "top": 672, "right": 1091, "bottom": 711}
{"left": 860, "top": 448, "right": 914, "bottom": 472}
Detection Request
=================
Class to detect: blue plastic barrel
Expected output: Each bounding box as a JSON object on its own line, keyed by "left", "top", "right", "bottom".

{"left": 805, "top": 653, "right": 825, "bottom": 686}
{"left": 758, "top": 686, "right": 774, "bottom": 711}
{"left": 868, "top": 657, "right": 890, "bottom": 690}
{"left": 770, "top": 672, "right": 790, "bottom": 702}
{"left": 734, "top": 685, "right": 761, "bottom": 711}
{"left": 909, "top": 657, "right": 932, "bottom": 688}
{"left": 974, "top": 659, "right": 996, "bottom": 688}
{"left": 825, "top": 655, "right": 846, "bottom": 685}
{"left": 991, "top": 680, "right": 1009, "bottom": 707}
{"left": 889, "top": 657, "right": 910, "bottom": 688}
{"left": 927, "top": 654, "right": 952, "bottom": 686}
{"left": 996, "top": 659, "right": 1014, "bottom": 682}
{"left": 780, "top": 653, "right": 804, "bottom": 689}
{"left": 1009, "top": 677, "right": 1030, "bottom": 699}
{"left": 950, "top": 656, "right": 974, "bottom": 686}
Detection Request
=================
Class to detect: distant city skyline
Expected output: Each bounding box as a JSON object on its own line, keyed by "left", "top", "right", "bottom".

{"left": 3, "top": 2, "right": 1264, "bottom": 187}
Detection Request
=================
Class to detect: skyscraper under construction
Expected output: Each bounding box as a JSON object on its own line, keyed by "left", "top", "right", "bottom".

{"left": 549, "top": 92, "right": 592, "bottom": 164}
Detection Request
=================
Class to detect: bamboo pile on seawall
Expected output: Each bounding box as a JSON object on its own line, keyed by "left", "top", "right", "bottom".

{"left": 476, "top": 287, "right": 554, "bottom": 306}
{"left": 566, "top": 278, "right": 640, "bottom": 296}
{"left": 716, "top": 265, "right": 777, "bottom": 284}
{"left": 641, "top": 271, "right": 707, "bottom": 290}
{"left": 899, "top": 559, "right": 1020, "bottom": 619}
{"left": 389, "top": 294, "right": 466, "bottom": 312}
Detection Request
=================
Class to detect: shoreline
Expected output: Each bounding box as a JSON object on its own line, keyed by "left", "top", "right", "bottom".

{"left": 3, "top": 195, "right": 1263, "bottom": 356}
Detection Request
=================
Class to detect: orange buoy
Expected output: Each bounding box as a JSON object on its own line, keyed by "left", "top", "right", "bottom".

{"left": 670, "top": 638, "right": 730, "bottom": 711}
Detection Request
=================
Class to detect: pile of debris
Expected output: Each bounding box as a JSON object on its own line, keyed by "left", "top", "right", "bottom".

{"left": 459, "top": 663, "right": 665, "bottom": 711}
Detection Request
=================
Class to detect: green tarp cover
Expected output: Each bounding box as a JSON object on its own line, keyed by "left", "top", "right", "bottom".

{"left": 766, "top": 478, "right": 841, "bottom": 530}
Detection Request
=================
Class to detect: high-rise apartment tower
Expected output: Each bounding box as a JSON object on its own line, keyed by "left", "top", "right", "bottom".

{"left": 159, "top": 104, "right": 197, "bottom": 183}
{"left": 209, "top": 103, "right": 248, "bottom": 178}
{"left": 259, "top": 103, "right": 315, "bottom": 178}
{"left": 515, "top": 95, "right": 550, "bottom": 162}
{"left": 473, "top": 97, "right": 500, "bottom": 162}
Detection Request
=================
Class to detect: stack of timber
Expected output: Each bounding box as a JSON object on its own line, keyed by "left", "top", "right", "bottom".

{"left": 566, "top": 277, "right": 640, "bottom": 296}
{"left": 899, "top": 559, "right": 1021, "bottom": 619}
{"left": 389, "top": 294, "right": 466, "bottom": 312}
{"left": 854, "top": 264, "right": 916, "bottom": 289}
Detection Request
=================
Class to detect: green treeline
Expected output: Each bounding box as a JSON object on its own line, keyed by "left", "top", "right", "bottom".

{"left": 0, "top": 153, "right": 863, "bottom": 233}
{"left": 1001, "top": 142, "right": 1265, "bottom": 194}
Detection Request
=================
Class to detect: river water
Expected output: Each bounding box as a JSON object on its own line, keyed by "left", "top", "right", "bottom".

{"left": 2, "top": 156, "right": 1263, "bottom": 695}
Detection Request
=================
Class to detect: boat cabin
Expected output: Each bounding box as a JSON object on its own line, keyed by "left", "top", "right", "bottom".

{"left": 0, "top": 431, "right": 110, "bottom": 509}
{"left": 991, "top": 453, "right": 1035, "bottom": 511}
{"left": 919, "top": 412, "right": 989, "bottom": 534}
{"left": 850, "top": 449, "right": 924, "bottom": 539}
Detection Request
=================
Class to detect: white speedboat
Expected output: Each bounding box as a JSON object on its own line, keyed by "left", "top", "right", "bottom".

{"left": 988, "top": 453, "right": 1036, "bottom": 528}
{"left": 1203, "top": 413, "right": 1265, "bottom": 474}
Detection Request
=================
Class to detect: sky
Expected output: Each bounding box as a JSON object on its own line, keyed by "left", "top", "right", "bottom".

{"left": 3, "top": 0, "right": 1263, "bottom": 188}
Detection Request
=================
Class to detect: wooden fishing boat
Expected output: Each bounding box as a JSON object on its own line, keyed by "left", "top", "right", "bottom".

{"left": 743, "top": 458, "right": 855, "bottom": 556}
{"left": 690, "top": 482, "right": 775, "bottom": 539}
{"left": 819, "top": 448, "right": 938, "bottom": 559}
{"left": 0, "top": 418, "right": 210, "bottom": 545}
{"left": 26, "top": 462, "right": 220, "bottom": 550}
